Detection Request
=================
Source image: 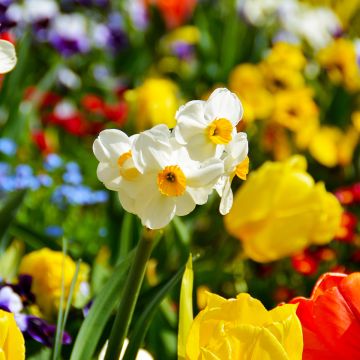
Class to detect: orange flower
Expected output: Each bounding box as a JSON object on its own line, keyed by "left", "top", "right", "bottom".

{"left": 289, "top": 272, "right": 360, "bottom": 359}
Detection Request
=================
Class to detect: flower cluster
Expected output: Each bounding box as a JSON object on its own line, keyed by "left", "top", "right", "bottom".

{"left": 94, "top": 88, "right": 249, "bottom": 229}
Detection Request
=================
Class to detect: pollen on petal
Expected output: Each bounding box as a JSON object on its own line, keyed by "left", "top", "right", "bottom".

{"left": 207, "top": 118, "right": 233, "bottom": 145}
{"left": 235, "top": 156, "right": 249, "bottom": 180}
{"left": 157, "top": 165, "right": 186, "bottom": 197}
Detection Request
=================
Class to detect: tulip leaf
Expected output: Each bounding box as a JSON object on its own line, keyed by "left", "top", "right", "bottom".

{"left": 70, "top": 249, "right": 134, "bottom": 360}
{"left": 178, "top": 254, "right": 194, "bottom": 360}
{"left": 122, "top": 261, "right": 188, "bottom": 360}
{"left": 0, "top": 190, "right": 26, "bottom": 249}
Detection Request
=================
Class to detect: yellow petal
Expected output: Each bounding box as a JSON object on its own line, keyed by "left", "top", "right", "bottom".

{"left": 178, "top": 254, "right": 194, "bottom": 360}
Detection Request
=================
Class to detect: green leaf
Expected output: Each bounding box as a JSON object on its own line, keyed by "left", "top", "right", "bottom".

{"left": 9, "top": 222, "right": 61, "bottom": 251}
{"left": 70, "top": 250, "right": 135, "bottom": 360}
{"left": 122, "top": 261, "right": 188, "bottom": 360}
{"left": 0, "top": 190, "right": 26, "bottom": 248}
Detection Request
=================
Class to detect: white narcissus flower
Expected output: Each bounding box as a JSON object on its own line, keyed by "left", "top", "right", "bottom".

{"left": 99, "top": 339, "right": 153, "bottom": 360}
{"left": 93, "top": 129, "right": 141, "bottom": 214}
{"left": 0, "top": 40, "right": 17, "bottom": 74}
{"left": 174, "top": 88, "right": 243, "bottom": 161}
{"left": 131, "top": 125, "right": 224, "bottom": 229}
{"left": 214, "top": 132, "right": 249, "bottom": 215}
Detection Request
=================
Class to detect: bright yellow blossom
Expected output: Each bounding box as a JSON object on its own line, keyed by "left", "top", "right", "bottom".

{"left": 229, "top": 64, "right": 273, "bottom": 122}
{"left": 186, "top": 292, "right": 303, "bottom": 360}
{"left": 309, "top": 126, "right": 359, "bottom": 167}
{"left": 0, "top": 309, "right": 25, "bottom": 360}
{"left": 19, "top": 248, "right": 89, "bottom": 318}
{"left": 261, "top": 66, "right": 305, "bottom": 93}
{"left": 272, "top": 88, "right": 319, "bottom": 132}
{"left": 224, "top": 156, "right": 342, "bottom": 262}
{"left": 125, "top": 78, "right": 181, "bottom": 130}
{"left": 263, "top": 42, "right": 306, "bottom": 71}
{"left": 318, "top": 38, "right": 360, "bottom": 91}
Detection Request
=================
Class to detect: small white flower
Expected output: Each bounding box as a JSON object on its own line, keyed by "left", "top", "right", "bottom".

{"left": 93, "top": 129, "right": 141, "bottom": 214}
{"left": 214, "top": 132, "right": 248, "bottom": 215}
{"left": 99, "top": 339, "right": 153, "bottom": 360}
{"left": 131, "top": 125, "right": 224, "bottom": 229}
{"left": 0, "top": 286, "right": 23, "bottom": 313}
{"left": 174, "top": 88, "right": 243, "bottom": 161}
{"left": 0, "top": 40, "right": 17, "bottom": 74}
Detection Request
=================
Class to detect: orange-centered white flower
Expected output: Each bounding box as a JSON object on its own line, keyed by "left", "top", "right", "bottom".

{"left": 93, "top": 129, "right": 141, "bottom": 214}
{"left": 174, "top": 88, "right": 243, "bottom": 161}
{"left": 131, "top": 125, "right": 224, "bottom": 229}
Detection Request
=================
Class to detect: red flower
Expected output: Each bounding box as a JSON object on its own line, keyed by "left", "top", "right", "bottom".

{"left": 31, "top": 130, "right": 52, "bottom": 154}
{"left": 149, "top": 0, "right": 197, "bottom": 28}
{"left": 81, "top": 94, "right": 105, "bottom": 115}
{"left": 289, "top": 272, "right": 360, "bottom": 359}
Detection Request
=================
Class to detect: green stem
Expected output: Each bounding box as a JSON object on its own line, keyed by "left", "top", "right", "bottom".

{"left": 104, "top": 228, "right": 157, "bottom": 360}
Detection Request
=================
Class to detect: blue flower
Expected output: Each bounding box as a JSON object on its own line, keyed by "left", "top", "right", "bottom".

{"left": 0, "top": 138, "right": 17, "bottom": 156}
{"left": 44, "top": 154, "right": 63, "bottom": 171}
{"left": 45, "top": 225, "right": 63, "bottom": 237}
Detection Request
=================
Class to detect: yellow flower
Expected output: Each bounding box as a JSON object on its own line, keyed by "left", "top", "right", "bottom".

{"left": 309, "top": 126, "right": 359, "bottom": 167}
{"left": 125, "top": 78, "right": 181, "bottom": 130}
{"left": 229, "top": 64, "right": 273, "bottom": 122}
{"left": 0, "top": 309, "right": 25, "bottom": 360}
{"left": 271, "top": 88, "right": 319, "bottom": 132}
{"left": 318, "top": 38, "right": 360, "bottom": 92}
{"left": 263, "top": 42, "right": 306, "bottom": 72}
{"left": 186, "top": 292, "right": 303, "bottom": 360}
{"left": 19, "top": 248, "right": 89, "bottom": 318}
{"left": 224, "top": 156, "right": 342, "bottom": 262}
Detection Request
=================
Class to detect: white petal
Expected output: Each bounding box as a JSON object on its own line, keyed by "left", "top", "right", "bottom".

{"left": 175, "top": 191, "right": 196, "bottom": 216}
{"left": 174, "top": 100, "right": 206, "bottom": 145}
{"left": 184, "top": 133, "right": 217, "bottom": 161}
{"left": 93, "top": 138, "right": 110, "bottom": 162}
{"left": 219, "top": 177, "right": 233, "bottom": 215}
{"left": 140, "top": 192, "right": 177, "bottom": 229}
{"left": 204, "top": 88, "right": 243, "bottom": 126}
{"left": 98, "top": 129, "right": 131, "bottom": 158}
{"left": 97, "top": 163, "right": 121, "bottom": 191}
{"left": 132, "top": 126, "right": 170, "bottom": 172}
{"left": 186, "top": 187, "right": 213, "bottom": 205}
{"left": 117, "top": 189, "right": 137, "bottom": 214}
{"left": 186, "top": 159, "right": 224, "bottom": 188}
{"left": 0, "top": 40, "right": 16, "bottom": 74}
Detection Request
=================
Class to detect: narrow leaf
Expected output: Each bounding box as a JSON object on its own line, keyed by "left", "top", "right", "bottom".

{"left": 70, "top": 250, "right": 134, "bottom": 360}
{"left": 123, "top": 262, "right": 188, "bottom": 360}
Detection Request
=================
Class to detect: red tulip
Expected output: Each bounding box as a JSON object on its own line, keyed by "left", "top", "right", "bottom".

{"left": 289, "top": 272, "right": 360, "bottom": 359}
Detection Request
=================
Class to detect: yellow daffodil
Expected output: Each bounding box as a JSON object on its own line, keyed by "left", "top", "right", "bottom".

{"left": 0, "top": 40, "right": 17, "bottom": 74}
{"left": 174, "top": 88, "right": 243, "bottom": 161}
{"left": 19, "top": 248, "right": 89, "bottom": 317}
{"left": 229, "top": 64, "right": 273, "bottom": 122}
{"left": 318, "top": 38, "right": 360, "bottom": 92}
{"left": 309, "top": 126, "right": 359, "bottom": 167}
{"left": 224, "top": 156, "right": 342, "bottom": 262}
{"left": 125, "top": 78, "right": 181, "bottom": 130}
{"left": 0, "top": 309, "right": 25, "bottom": 360}
{"left": 272, "top": 88, "right": 319, "bottom": 132}
{"left": 185, "top": 292, "right": 303, "bottom": 360}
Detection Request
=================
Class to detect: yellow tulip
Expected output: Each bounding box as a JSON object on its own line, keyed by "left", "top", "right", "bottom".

{"left": 224, "top": 156, "right": 342, "bottom": 262}
{"left": 125, "top": 78, "right": 181, "bottom": 130}
{"left": 186, "top": 292, "right": 303, "bottom": 360}
{"left": 0, "top": 309, "right": 25, "bottom": 360}
{"left": 309, "top": 126, "right": 359, "bottom": 167}
{"left": 19, "top": 248, "right": 89, "bottom": 318}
